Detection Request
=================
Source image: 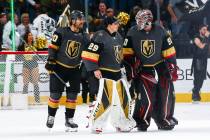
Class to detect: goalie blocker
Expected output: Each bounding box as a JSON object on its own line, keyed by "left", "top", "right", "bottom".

{"left": 90, "top": 78, "right": 136, "bottom": 133}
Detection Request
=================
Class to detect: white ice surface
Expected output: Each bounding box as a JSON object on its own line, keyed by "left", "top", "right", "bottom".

{"left": 0, "top": 103, "right": 210, "bottom": 140}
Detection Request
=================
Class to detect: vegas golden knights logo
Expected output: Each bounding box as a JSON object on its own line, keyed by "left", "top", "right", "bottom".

{"left": 66, "top": 40, "right": 81, "bottom": 59}
{"left": 141, "top": 40, "right": 155, "bottom": 58}
{"left": 114, "top": 45, "right": 123, "bottom": 63}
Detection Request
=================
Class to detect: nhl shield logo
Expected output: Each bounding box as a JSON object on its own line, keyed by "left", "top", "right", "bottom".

{"left": 66, "top": 40, "right": 81, "bottom": 59}
{"left": 141, "top": 40, "right": 155, "bottom": 58}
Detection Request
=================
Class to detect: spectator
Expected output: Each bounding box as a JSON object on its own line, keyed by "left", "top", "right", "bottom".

{"left": 92, "top": 1, "right": 107, "bottom": 31}
{"left": 17, "top": 13, "right": 33, "bottom": 39}
{"left": 0, "top": 12, "right": 8, "bottom": 51}
{"left": 167, "top": 0, "right": 190, "bottom": 36}
{"left": 191, "top": 24, "right": 210, "bottom": 102}
{"left": 2, "top": 14, "right": 20, "bottom": 50}
{"left": 106, "top": 8, "right": 115, "bottom": 17}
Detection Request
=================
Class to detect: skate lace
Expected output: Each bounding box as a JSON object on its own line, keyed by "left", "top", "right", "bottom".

{"left": 67, "top": 118, "right": 75, "bottom": 124}
{"left": 48, "top": 116, "right": 54, "bottom": 124}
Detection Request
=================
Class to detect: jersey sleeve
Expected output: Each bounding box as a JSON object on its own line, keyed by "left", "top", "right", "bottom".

{"left": 161, "top": 30, "right": 177, "bottom": 64}
{"left": 47, "top": 28, "right": 62, "bottom": 60}
{"left": 123, "top": 30, "right": 136, "bottom": 80}
{"left": 81, "top": 32, "right": 104, "bottom": 72}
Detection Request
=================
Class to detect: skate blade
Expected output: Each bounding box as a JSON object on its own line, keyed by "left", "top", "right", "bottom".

{"left": 48, "top": 128, "right": 53, "bottom": 132}
{"left": 192, "top": 101, "right": 200, "bottom": 104}
{"left": 116, "top": 127, "right": 132, "bottom": 133}
{"left": 65, "top": 127, "right": 78, "bottom": 132}
{"left": 91, "top": 129, "right": 102, "bottom": 134}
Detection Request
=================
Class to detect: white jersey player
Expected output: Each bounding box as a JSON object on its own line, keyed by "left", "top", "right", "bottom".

{"left": 31, "top": 13, "right": 56, "bottom": 47}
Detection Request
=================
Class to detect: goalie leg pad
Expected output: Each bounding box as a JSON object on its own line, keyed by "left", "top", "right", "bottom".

{"left": 90, "top": 78, "right": 114, "bottom": 132}
{"left": 110, "top": 79, "right": 136, "bottom": 132}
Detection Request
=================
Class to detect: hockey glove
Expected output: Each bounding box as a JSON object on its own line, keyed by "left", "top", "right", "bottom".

{"left": 45, "top": 59, "right": 56, "bottom": 71}
{"left": 167, "top": 63, "right": 179, "bottom": 82}
{"left": 133, "top": 59, "right": 141, "bottom": 77}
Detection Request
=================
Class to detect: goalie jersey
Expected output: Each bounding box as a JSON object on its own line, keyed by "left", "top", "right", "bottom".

{"left": 123, "top": 24, "right": 176, "bottom": 67}
{"left": 48, "top": 27, "right": 89, "bottom": 68}
{"left": 82, "top": 29, "right": 124, "bottom": 72}
{"left": 32, "top": 14, "right": 56, "bottom": 42}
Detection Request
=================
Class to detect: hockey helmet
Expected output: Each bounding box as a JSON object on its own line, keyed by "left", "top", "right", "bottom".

{"left": 70, "top": 10, "right": 84, "bottom": 21}
{"left": 46, "top": 18, "right": 55, "bottom": 32}
{"left": 103, "top": 16, "right": 120, "bottom": 27}
{"left": 135, "top": 9, "right": 153, "bottom": 30}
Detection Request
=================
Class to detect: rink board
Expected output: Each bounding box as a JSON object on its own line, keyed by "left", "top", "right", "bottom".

{"left": 26, "top": 93, "right": 210, "bottom": 105}
{"left": 1, "top": 59, "right": 210, "bottom": 104}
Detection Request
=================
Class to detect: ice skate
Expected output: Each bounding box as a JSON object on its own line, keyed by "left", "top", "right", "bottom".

{"left": 46, "top": 116, "right": 55, "bottom": 131}
{"left": 115, "top": 127, "right": 133, "bottom": 132}
{"left": 65, "top": 118, "right": 78, "bottom": 132}
{"left": 91, "top": 128, "right": 102, "bottom": 134}
{"left": 170, "top": 117, "right": 178, "bottom": 125}
{"left": 192, "top": 91, "right": 201, "bottom": 103}
{"left": 136, "top": 125, "right": 148, "bottom": 132}
{"left": 157, "top": 120, "right": 175, "bottom": 130}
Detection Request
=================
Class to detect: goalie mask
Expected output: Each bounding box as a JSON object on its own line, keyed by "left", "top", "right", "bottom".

{"left": 135, "top": 9, "right": 153, "bottom": 30}
{"left": 46, "top": 18, "right": 56, "bottom": 32}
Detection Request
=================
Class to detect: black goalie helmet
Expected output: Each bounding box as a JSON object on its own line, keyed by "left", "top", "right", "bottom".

{"left": 135, "top": 9, "right": 153, "bottom": 30}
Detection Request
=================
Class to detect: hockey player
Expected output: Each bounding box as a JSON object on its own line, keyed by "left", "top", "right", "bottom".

{"left": 123, "top": 9, "right": 178, "bottom": 131}
{"left": 45, "top": 10, "right": 89, "bottom": 132}
{"left": 82, "top": 16, "right": 136, "bottom": 133}
{"left": 31, "top": 7, "right": 56, "bottom": 49}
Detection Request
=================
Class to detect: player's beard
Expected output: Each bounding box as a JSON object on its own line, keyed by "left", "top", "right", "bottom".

{"left": 75, "top": 23, "right": 84, "bottom": 31}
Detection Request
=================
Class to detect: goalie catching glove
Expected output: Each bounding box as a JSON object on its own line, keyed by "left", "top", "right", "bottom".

{"left": 167, "top": 63, "right": 179, "bottom": 81}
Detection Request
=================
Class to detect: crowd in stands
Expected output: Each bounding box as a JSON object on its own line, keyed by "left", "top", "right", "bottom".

{"left": 0, "top": 0, "right": 210, "bottom": 58}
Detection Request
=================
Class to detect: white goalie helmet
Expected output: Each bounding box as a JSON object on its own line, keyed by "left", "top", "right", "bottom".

{"left": 135, "top": 9, "right": 153, "bottom": 30}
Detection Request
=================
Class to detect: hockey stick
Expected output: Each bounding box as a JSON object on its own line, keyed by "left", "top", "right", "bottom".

{"left": 57, "top": 4, "right": 71, "bottom": 27}
{"left": 16, "top": 33, "right": 70, "bottom": 87}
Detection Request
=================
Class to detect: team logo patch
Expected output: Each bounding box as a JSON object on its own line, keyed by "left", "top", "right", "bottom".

{"left": 66, "top": 40, "right": 81, "bottom": 59}
{"left": 114, "top": 45, "right": 123, "bottom": 63}
{"left": 141, "top": 40, "right": 155, "bottom": 58}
